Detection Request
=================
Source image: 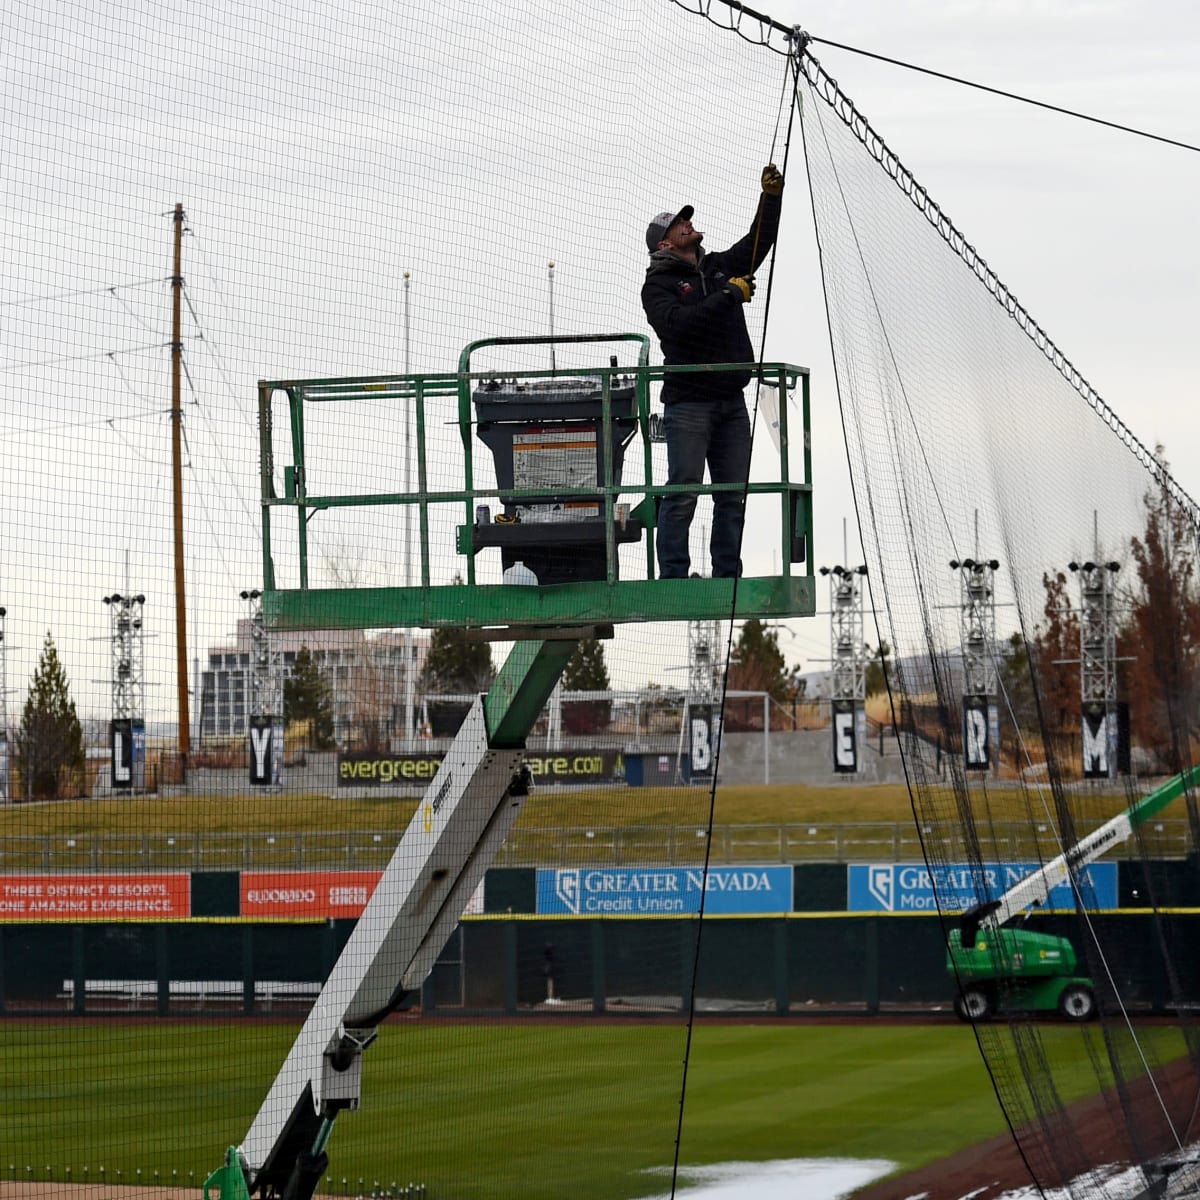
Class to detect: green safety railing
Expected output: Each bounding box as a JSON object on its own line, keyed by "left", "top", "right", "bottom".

{"left": 256, "top": 334, "right": 814, "bottom": 631}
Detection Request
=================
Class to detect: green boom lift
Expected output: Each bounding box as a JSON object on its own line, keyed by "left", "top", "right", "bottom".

{"left": 204, "top": 334, "right": 815, "bottom": 1200}
{"left": 947, "top": 764, "right": 1200, "bottom": 1022}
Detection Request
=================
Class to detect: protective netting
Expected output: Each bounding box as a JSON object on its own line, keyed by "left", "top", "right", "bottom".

{"left": 2, "top": 3, "right": 812, "bottom": 1200}
{"left": 798, "top": 38, "right": 1200, "bottom": 1200}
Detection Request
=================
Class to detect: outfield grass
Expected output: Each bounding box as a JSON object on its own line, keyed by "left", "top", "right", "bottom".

{"left": 2, "top": 1021, "right": 1188, "bottom": 1200}
{"left": 0, "top": 782, "right": 1156, "bottom": 840}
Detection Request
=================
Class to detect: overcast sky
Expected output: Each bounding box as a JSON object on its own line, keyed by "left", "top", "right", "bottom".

{"left": 3, "top": 0, "right": 1198, "bottom": 715}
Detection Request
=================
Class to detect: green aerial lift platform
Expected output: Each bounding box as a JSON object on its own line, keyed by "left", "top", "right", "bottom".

{"left": 206, "top": 334, "right": 814, "bottom": 1200}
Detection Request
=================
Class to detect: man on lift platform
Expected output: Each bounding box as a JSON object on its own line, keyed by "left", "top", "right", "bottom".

{"left": 641, "top": 163, "right": 784, "bottom": 579}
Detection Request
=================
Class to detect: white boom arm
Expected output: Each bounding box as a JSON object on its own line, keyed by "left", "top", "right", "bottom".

{"left": 987, "top": 765, "right": 1200, "bottom": 928}
{"left": 239, "top": 700, "right": 526, "bottom": 1193}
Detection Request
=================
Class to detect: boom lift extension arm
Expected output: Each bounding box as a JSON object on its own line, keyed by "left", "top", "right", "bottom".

{"left": 960, "top": 764, "right": 1200, "bottom": 944}
{"left": 206, "top": 637, "right": 582, "bottom": 1200}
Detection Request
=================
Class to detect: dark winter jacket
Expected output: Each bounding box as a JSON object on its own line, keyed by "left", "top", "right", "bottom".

{"left": 641, "top": 192, "right": 781, "bottom": 403}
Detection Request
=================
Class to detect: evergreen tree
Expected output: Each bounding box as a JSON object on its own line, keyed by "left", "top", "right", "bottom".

{"left": 864, "top": 640, "right": 891, "bottom": 698}
{"left": 14, "top": 633, "right": 85, "bottom": 800}
{"left": 419, "top": 581, "right": 495, "bottom": 696}
{"left": 562, "top": 639, "right": 610, "bottom": 691}
{"left": 727, "top": 619, "right": 795, "bottom": 703}
{"left": 561, "top": 638, "right": 612, "bottom": 733}
{"left": 283, "top": 646, "right": 335, "bottom": 749}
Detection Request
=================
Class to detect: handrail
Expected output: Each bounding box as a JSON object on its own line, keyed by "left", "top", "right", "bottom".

{"left": 256, "top": 338, "right": 815, "bottom": 628}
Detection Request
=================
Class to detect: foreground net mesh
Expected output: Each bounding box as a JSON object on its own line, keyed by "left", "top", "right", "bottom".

{"left": 2, "top": 3, "right": 807, "bottom": 1200}
{"left": 797, "top": 34, "right": 1200, "bottom": 1200}
{"left": 6, "top": 0, "right": 1200, "bottom": 1196}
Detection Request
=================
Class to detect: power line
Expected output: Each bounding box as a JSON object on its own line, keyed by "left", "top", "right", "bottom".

{"left": 808, "top": 35, "right": 1200, "bottom": 155}
{"left": 676, "top": 4, "right": 1200, "bottom": 154}
{"left": 0, "top": 277, "right": 169, "bottom": 309}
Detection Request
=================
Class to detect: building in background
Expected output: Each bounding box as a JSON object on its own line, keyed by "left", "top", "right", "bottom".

{"left": 199, "top": 622, "right": 428, "bottom": 746}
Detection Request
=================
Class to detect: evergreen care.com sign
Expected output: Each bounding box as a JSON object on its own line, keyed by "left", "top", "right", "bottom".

{"left": 536, "top": 866, "right": 793, "bottom": 915}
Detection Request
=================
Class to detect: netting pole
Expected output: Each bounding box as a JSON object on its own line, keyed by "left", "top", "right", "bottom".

{"left": 170, "top": 202, "right": 191, "bottom": 775}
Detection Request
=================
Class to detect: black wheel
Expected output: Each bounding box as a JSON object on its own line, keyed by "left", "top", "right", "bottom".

{"left": 954, "top": 986, "right": 993, "bottom": 1023}
{"left": 1058, "top": 983, "right": 1096, "bottom": 1022}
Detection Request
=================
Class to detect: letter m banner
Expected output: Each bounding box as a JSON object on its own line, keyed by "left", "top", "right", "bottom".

{"left": 1081, "top": 705, "right": 1114, "bottom": 779}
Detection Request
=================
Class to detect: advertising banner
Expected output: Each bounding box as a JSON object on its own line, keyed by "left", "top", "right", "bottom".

{"left": 339, "top": 748, "right": 625, "bottom": 788}
{"left": 0, "top": 873, "right": 191, "bottom": 918}
{"left": 239, "top": 870, "right": 484, "bottom": 918}
{"left": 847, "top": 861, "right": 1119, "bottom": 913}
{"left": 241, "top": 870, "right": 383, "bottom": 918}
{"left": 536, "top": 865, "right": 793, "bottom": 915}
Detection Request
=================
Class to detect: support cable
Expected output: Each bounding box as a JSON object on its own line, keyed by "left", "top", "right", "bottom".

{"left": 667, "top": 37, "right": 803, "bottom": 1200}
{"left": 807, "top": 35, "right": 1200, "bottom": 157}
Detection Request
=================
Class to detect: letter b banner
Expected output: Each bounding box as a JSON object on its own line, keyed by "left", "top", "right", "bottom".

{"left": 689, "top": 704, "right": 717, "bottom": 779}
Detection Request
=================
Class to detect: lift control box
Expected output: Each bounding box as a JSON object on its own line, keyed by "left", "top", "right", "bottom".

{"left": 470, "top": 376, "right": 643, "bottom": 584}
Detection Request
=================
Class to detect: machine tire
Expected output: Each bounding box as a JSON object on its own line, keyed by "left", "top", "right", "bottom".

{"left": 953, "top": 987, "right": 993, "bottom": 1023}
{"left": 1058, "top": 983, "right": 1096, "bottom": 1022}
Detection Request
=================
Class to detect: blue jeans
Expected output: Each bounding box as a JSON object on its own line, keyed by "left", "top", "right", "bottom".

{"left": 657, "top": 394, "right": 751, "bottom": 579}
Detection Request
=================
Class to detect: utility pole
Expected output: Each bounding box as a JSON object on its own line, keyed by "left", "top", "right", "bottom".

{"left": 171, "top": 202, "right": 191, "bottom": 774}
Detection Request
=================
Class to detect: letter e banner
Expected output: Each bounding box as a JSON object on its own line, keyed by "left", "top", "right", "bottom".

{"left": 832, "top": 701, "right": 857, "bottom": 773}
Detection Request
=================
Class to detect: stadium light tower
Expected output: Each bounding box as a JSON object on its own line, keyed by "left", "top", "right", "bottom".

{"left": 820, "top": 564, "right": 868, "bottom": 773}
{"left": 1068, "top": 558, "right": 1122, "bottom": 779}
{"left": 949, "top": 557, "right": 1000, "bottom": 773}
{"left": 242, "top": 589, "right": 283, "bottom": 787}
{"left": 102, "top": 591, "right": 146, "bottom": 790}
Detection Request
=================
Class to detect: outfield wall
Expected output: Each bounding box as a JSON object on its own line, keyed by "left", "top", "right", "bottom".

{"left": 3, "top": 910, "right": 1198, "bottom": 1018}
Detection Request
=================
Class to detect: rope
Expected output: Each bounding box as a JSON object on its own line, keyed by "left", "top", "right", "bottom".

{"left": 666, "top": 38, "right": 803, "bottom": 1200}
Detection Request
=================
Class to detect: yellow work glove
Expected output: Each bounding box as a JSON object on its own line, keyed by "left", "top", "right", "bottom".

{"left": 761, "top": 163, "right": 784, "bottom": 195}
{"left": 725, "top": 275, "right": 755, "bottom": 303}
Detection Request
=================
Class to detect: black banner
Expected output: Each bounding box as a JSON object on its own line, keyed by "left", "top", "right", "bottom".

{"left": 832, "top": 701, "right": 857, "bottom": 774}
{"left": 688, "top": 704, "right": 717, "bottom": 780}
{"left": 963, "top": 696, "right": 990, "bottom": 771}
{"left": 338, "top": 748, "right": 626, "bottom": 788}
{"left": 1082, "top": 705, "right": 1116, "bottom": 779}
{"left": 249, "top": 716, "right": 277, "bottom": 786}
{"left": 110, "top": 719, "right": 133, "bottom": 790}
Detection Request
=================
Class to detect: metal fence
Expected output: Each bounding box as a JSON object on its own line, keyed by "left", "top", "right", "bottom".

{"left": 0, "top": 819, "right": 1193, "bottom": 872}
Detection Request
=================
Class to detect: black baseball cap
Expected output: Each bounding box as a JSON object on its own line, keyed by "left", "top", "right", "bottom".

{"left": 645, "top": 205, "right": 694, "bottom": 253}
